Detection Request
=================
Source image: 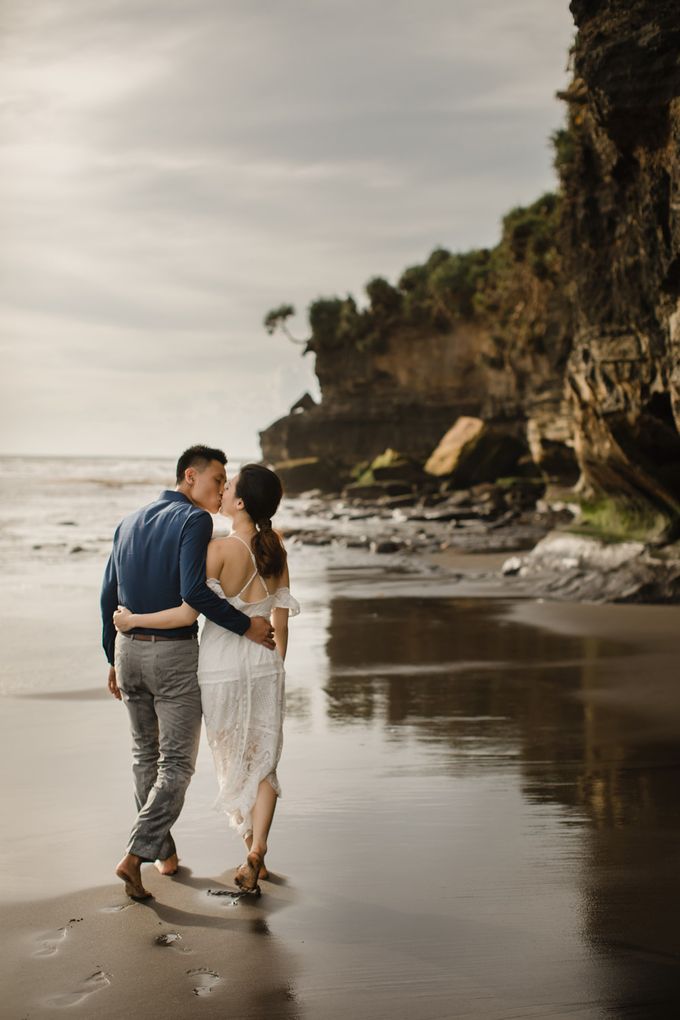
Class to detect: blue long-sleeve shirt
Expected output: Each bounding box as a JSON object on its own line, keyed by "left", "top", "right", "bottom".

{"left": 100, "top": 489, "right": 250, "bottom": 665}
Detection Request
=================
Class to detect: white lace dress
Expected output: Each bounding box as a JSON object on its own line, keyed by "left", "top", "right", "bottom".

{"left": 197, "top": 538, "right": 300, "bottom": 838}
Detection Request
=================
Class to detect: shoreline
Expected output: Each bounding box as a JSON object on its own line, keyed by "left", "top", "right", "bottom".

{"left": 4, "top": 445, "right": 680, "bottom": 1018}
{"left": 4, "top": 547, "right": 680, "bottom": 1017}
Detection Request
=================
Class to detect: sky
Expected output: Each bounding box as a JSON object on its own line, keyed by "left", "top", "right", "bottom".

{"left": 1, "top": 0, "right": 574, "bottom": 458}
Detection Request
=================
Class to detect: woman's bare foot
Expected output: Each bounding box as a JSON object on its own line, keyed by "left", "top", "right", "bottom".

{"left": 243, "top": 836, "right": 268, "bottom": 880}
{"left": 234, "top": 850, "right": 263, "bottom": 893}
{"left": 154, "top": 854, "right": 179, "bottom": 876}
{"left": 115, "top": 854, "right": 151, "bottom": 900}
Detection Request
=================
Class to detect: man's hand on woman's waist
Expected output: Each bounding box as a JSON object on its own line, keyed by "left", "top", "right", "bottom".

{"left": 245, "top": 616, "right": 276, "bottom": 648}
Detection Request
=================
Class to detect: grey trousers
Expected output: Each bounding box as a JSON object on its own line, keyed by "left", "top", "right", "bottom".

{"left": 114, "top": 633, "right": 202, "bottom": 862}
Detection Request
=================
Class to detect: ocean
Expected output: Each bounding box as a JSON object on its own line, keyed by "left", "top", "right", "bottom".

{"left": 0, "top": 454, "right": 241, "bottom": 569}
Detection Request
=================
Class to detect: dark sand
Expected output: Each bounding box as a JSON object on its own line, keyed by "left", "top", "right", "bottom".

{"left": 2, "top": 551, "right": 680, "bottom": 1018}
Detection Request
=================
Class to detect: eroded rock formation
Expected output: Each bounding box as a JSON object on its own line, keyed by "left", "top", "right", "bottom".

{"left": 560, "top": 0, "right": 680, "bottom": 538}
{"left": 261, "top": 196, "right": 575, "bottom": 484}
{"left": 261, "top": 0, "right": 680, "bottom": 543}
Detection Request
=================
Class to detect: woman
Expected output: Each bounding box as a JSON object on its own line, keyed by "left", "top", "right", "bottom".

{"left": 113, "top": 463, "right": 299, "bottom": 893}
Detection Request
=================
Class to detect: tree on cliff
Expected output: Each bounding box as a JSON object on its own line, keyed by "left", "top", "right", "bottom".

{"left": 263, "top": 304, "right": 307, "bottom": 344}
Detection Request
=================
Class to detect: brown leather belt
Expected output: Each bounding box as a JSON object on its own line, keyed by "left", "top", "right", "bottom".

{"left": 122, "top": 633, "right": 196, "bottom": 642}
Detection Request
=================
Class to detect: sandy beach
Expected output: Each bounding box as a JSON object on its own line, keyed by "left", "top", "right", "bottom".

{"left": 2, "top": 460, "right": 680, "bottom": 1018}
{"left": 5, "top": 0, "right": 680, "bottom": 1012}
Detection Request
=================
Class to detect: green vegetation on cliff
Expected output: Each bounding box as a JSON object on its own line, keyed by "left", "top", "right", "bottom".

{"left": 265, "top": 191, "right": 562, "bottom": 355}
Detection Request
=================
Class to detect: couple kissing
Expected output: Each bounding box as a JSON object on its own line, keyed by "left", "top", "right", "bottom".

{"left": 100, "top": 445, "right": 298, "bottom": 900}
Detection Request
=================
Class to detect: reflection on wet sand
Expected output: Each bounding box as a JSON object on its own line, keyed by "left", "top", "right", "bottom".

{"left": 324, "top": 597, "right": 626, "bottom": 757}
{"left": 4, "top": 558, "right": 680, "bottom": 1017}
{"left": 322, "top": 595, "right": 680, "bottom": 1013}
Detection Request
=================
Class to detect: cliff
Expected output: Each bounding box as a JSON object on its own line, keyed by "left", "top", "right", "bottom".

{"left": 559, "top": 0, "right": 680, "bottom": 539}
{"left": 261, "top": 0, "right": 680, "bottom": 542}
{"left": 262, "top": 195, "right": 576, "bottom": 483}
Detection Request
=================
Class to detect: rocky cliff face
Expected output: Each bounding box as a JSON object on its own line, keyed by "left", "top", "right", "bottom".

{"left": 262, "top": 0, "right": 680, "bottom": 540}
{"left": 560, "top": 0, "right": 680, "bottom": 538}
{"left": 262, "top": 323, "right": 491, "bottom": 468}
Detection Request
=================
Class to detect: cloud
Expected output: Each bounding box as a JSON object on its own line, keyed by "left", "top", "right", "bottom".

{"left": 1, "top": 0, "right": 574, "bottom": 455}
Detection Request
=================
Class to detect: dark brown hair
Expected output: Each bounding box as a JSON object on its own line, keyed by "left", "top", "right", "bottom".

{"left": 176, "top": 444, "right": 226, "bottom": 484}
{"left": 236, "top": 464, "right": 287, "bottom": 578}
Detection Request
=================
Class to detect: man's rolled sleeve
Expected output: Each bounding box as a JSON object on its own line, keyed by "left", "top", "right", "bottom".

{"left": 179, "top": 512, "right": 250, "bottom": 636}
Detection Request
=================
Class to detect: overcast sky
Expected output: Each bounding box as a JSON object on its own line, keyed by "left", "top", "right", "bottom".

{"left": 1, "top": 0, "right": 574, "bottom": 458}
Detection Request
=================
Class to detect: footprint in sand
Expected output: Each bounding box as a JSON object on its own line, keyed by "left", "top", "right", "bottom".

{"left": 155, "top": 932, "right": 183, "bottom": 947}
{"left": 186, "top": 968, "right": 221, "bottom": 997}
{"left": 100, "top": 903, "right": 133, "bottom": 914}
{"left": 33, "top": 928, "right": 68, "bottom": 958}
{"left": 44, "top": 969, "right": 111, "bottom": 1008}
{"left": 155, "top": 932, "right": 192, "bottom": 954}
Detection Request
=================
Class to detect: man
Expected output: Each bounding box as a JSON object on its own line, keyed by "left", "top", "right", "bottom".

{"left": 101, "top": 444, "right": 275, "bottom": 899}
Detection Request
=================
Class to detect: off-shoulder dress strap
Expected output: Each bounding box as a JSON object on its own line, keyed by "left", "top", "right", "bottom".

{"left": 226, "top": 532, "right": 257, "bottom": 564}
{"left": 226, "top": 533, "right": 269, "bottom": 598}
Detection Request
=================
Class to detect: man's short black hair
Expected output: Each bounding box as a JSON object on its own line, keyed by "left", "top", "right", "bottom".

{"left": 176, "top": 444, "right": 227, "bottom": 484}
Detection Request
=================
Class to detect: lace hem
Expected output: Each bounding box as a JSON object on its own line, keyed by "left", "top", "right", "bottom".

{"left": 202, "top": 662, "right": 285, "bottom": 838}
{"left": 214, "top": 770, "right": 282, "bottom": 837}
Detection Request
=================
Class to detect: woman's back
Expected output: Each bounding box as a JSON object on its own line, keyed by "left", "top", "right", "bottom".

{"left": 207, "top": 533, "right": 287, "bottom": 603}
{"left": 202, "top": 534, "right": 298, "bottom": 669}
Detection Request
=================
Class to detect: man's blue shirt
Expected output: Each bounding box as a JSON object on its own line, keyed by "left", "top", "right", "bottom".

{"left": 100, "top": 490, "right": 249, "bottom": 664}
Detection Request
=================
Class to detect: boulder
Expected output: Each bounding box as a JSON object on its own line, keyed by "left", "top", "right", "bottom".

{"left": 369, "top": 448, "right": 426, "bottom": 485}
{"left": 495, "top": 477, "right": 546, "bottom": 510}
{"left": 274, "top": 457, "right": 343, "bottom": 495}
{"left": 350, "top": 448, "right": 425, "bottom": 490}
{"left": 425, "top": 417, "right": 527, "bottom": 487}
{"left": 425, "top": 417, "right": 484, "bottom": 476}
{"left": 502, "top": 532, "right": 680, "bottom": 603}
{"left": 371, "top": 540, "right": 402, "bottom": 554}
{"left": 344, "top": 480, "right": 412, "bottom": 500}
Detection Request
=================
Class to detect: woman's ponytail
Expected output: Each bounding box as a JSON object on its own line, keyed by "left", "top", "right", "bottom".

{"left": 252, "top": 520, "right": 287, "bottom": 579}
{"left": 235, "top": 465, "right": 287, "bottom": 578}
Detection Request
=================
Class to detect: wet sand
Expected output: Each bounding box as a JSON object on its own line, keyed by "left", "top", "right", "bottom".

{"left": 2, "top": 550, "right": 680, "bottom": 1018}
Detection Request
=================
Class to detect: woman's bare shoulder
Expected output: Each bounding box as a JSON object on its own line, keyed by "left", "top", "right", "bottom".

{"left": 208, "top": 535, "right": 230, "bottom": 549}
{"left": 218, "top": 535, "right": 254, "bottom": 570}
{"left": 209, "top": 535, "right": 248, "bottom": 555}
{"left": 207, "top": 536, "right": 244, "bottom": 573}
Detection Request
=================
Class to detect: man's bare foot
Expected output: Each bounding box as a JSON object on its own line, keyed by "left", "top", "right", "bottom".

{"left": 258, "top": 863, "right": 269, "bottom": 880}
{"left": 115, "top": 854, "right": 151, "bottom": 900}
{"left": 154, "top": 854, "right": 179, "bottom": 876}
